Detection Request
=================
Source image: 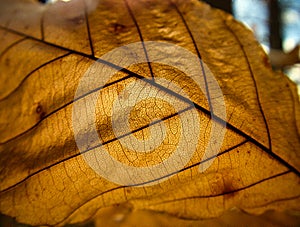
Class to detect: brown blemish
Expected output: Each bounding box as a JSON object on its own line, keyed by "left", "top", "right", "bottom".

{"left": 109, "top": 23, "right": 126, "bottom": 34}
{"left": 36, "top": 103, "right": 46, "bottom": 120}
{"left": 5, "top": 58, "right": 10, "bottom": 66}
{"left": 223, "top": 180, "right": 236, "bottom": 199}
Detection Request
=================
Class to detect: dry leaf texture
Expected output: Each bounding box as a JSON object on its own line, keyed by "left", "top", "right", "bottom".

{"left": 0, "top": 0, "right": 299, "bottom": 226}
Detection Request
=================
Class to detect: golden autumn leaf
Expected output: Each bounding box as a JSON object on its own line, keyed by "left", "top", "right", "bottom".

{"left": 0, "top": 0, "right": 299, "bottom": 226}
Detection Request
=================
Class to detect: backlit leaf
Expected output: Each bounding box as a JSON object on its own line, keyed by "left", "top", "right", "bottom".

{"left": 0, "top": 0, "right": 299, "bottom": 226}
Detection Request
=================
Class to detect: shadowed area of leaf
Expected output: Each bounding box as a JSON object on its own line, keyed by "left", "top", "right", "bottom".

{"left": 1, "top": 208, "right": 300, "bottom": 226}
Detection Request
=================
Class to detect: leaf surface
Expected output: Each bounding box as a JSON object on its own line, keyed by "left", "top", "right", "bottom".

{"left": 0, "top": 0, "right": 299, "bottom": 226}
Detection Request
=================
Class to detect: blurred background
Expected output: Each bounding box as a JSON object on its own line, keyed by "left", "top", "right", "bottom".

{"left": 203, "top": 0, "right": 300, "bottom": 95}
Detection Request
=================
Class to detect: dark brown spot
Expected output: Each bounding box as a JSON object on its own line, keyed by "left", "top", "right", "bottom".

{"left": 36, "top": 104, "right": 46, "bottom": 120}
{"left": 5, "top": 58, "right": 10, "bottom": 66}
{"left": 223, "top": 181, "right": 235, "bottom": 193}
{"left": 163, "top": 3, "right": 172, "bottom": 13}
{"left": 36, "top": 104, "right": 42, "bottom": 114}
{"left": 223, "top": 180, "right": 236, "bottom": 199}
{"left": 110, "top": 23, "right": 126, "bottom": 34}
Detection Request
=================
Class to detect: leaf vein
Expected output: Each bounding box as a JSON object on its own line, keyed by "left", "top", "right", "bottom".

{"left": 0, "top": 52, "right": 72, "bottom": 101}
{"left": 124, "top": 0, "right": 155, "bottom": 80}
